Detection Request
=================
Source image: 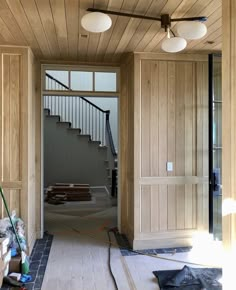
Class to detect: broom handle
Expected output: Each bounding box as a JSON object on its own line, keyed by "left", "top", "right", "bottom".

{"left": 0, "top": 187, "right": 23, "bottom": 252}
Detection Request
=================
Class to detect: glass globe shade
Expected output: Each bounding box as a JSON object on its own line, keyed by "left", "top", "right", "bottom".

{"left": 81, "top": 12, "right": 112, "bottom": 33}
{"left": 161, "top": 37, "right": 187, "bottom": 53}
{"left": 176, "top": 21, "right": 207, "bottom": 40}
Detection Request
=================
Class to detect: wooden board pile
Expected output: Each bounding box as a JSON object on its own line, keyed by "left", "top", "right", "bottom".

{"left": 46, "top": 183, "right": 92, "bottom": 203}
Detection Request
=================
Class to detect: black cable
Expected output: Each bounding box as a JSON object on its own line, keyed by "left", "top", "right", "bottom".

{"left": 107, "top": 230, "right": 119, "bottom": 290}
{"left": 71, "top": 227, "right": 221, "bottom": 268}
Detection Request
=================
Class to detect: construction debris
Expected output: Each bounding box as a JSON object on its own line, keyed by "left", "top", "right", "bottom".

{"left": 45, "top": 183, "right": 92, "bottom": 203}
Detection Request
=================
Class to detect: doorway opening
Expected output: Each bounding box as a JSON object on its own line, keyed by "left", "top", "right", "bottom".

{"left": 41, "top": 65, "right": 120, "bottom": 237}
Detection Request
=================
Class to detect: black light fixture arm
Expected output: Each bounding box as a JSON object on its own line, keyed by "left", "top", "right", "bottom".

{"left": 87, "top": 8, "right": 161, "bottom": 22}
{"left": 86, "top": 8, "right": 207, "bottom": 27}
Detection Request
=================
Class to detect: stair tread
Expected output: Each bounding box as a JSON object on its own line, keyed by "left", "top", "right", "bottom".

{"left": 89, "top": 140, "right": 101, "bottom": 143}
{"left": 46, "top": 115, "right": 60, "bottom": 118}
{"left": 68, "top": 128, "right": 81, "bottom": 134}
{"left": 57, "top": 121, "right": 71, "bottom": 124}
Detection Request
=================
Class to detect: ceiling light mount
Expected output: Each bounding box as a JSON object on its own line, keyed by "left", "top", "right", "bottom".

{"left": 161, "top": 14, "right": 171, "bottom": 31}
{"left": 81, "top": 8, "right": 208, "bottom": 53}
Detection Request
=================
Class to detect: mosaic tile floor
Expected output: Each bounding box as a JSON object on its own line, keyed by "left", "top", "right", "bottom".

{"left": 1, "top": 232, "right": 53, "bottom": 290}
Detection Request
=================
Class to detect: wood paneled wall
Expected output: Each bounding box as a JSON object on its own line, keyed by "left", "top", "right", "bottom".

{"left": 0, "top": 46, "right": 39, "bottom": 252}
{"left": 120, "top": 53, "right": 209, "bottom": 249}
{"left": 222, "top": 0, "right": 236, "bottom": 287}
{"left": 120, "top": 54, "right": 135, "bottom": 240}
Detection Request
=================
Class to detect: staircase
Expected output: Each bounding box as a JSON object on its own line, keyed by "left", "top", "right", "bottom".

{"left": 44, "top": 108, "right": 112, "bottom": 189}
{"left": 43, "top": 73, "right": 117, "bottom": 193}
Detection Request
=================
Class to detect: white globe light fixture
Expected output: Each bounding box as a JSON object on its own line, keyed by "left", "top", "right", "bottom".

{"left": 81, "top": 12, "right": 112, "bottom": 33}
{"left": 177, "top": 21, "right": 207, "bottom": 40}
{"left": 81, "top": 8, "right": 208, "bottom": 52}
{"left": 161, "top": 36, "right": 187, "bottom": 53}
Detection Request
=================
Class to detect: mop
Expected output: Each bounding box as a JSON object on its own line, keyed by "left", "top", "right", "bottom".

{"left": 0, "top": 187, "right": 29, "bottom": 274}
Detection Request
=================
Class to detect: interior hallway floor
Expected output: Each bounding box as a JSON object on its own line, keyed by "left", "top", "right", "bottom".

{"left": 41, "top": 188, "right": 223, "bottom": 290}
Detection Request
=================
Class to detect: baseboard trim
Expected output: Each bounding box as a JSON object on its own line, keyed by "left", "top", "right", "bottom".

{"left": 132, "top": 237, "right": 193, "bottom": 250}
{"left": 28, "top": 232, "right": 37, "bottom": 254}
{"left": 90, "top": 185, "right": 110, "bottom": 195}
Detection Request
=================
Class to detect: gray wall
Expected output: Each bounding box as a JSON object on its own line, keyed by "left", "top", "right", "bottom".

{"left": 44, "top": 112, "right": 110, "bottom": 188}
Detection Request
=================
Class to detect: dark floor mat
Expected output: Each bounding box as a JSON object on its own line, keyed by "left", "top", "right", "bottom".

{"left": 153, "top": 265, "right": 222, "bottom": 290}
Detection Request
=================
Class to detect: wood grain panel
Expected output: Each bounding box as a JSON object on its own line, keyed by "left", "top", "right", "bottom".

{"left": 9, "top": 189, "right": 20, "bottom": 217}
{"left": 141, "top": 185, "right": 151, "bottom": 232}
{"left": 167, "top": 185, "right": 176, "bottom": 230}
{"left": 175, "top": 62, "right": 186, "bottom": 230}
{"left": 95, "top": 0, "right": 123, "bottom": 62}
{"left": 50, "top": 0, "right": 68, "bottom": 58}
{"left": 129, "top": 54, "right": 208, "bottom": 249}
{"left": 0, "top": 53, "right": 21, "bottom": 218}
{"left": 196, "top": 61, "right": 209, "bottom": 230}
{"left": 222, "top": 2, "right": 236, "bottom": 285}
{"left": 65, "top": 0, "right": 79, "bottom": 59}
{"left": 9, "top": 55, "right": 20, "bottom": 181}
{"left": 35, "top": 0, "right": 60, "bottom": 58}
{"left": 150, "top": 61, "right": 159, "bottom": 176}
{"left": 5, "top": 0, "right": 42, "bottom": 57}
{"left": 141, "top": 60, "right": 151, "bottom": 176}
{"left": 159, "top": 185, "right": 168, "bottom": 231}
{"left": 20, "top": 0, "right": 51, "bottom": 57}
{"left": 184, "top": 63, "right": 194, "bottom": 229}
{"left": 78, "top": 0, "right": 93, "bottom": 60}
{"left": 167, "top": 62, "right": 176, "bottom": 176}
{"left": 140, "top": 176, "right": 208, "bottom": 184}
{"left": 86, "top": 0, "right": 109, "bottom": 62}
{"left": 0, "top": 0, "right": 27, "bottom": 45}
{"left": 0, "top": 16, "right": 17, "bottom": 44}
{"left": 112, "top": 0, "right": 156, "bottom": 61}
{"left": 125, "top": 0, "right": 167, "bottom": 53}
{"left": 151, "top": 185, "right": 159, "bottom": 232}
{"left": 120, "top": 54, "right": 134, "bottom": 236}
{"left": 103, "top": 0, "right": 138, "bottom": 62}
{"left": 167, "top": 62, "right": 176, "bottom": 230}
{"left": 0, "top": 46, "right": 38, "bottom": 253}
{"left": 158, "top": 61, "right": 168, "bottom": 177}
{"left": 3, "top": 55, "right": 11, "bottom": 182}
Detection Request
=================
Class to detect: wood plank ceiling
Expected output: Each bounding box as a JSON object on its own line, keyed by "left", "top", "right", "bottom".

{"left": 0, "top": 0, "right": 221, "bottom": 63}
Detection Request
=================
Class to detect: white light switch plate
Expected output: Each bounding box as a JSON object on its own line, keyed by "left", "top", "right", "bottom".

{"left": 167, "top": 162, "right": 173, "bottom": 172}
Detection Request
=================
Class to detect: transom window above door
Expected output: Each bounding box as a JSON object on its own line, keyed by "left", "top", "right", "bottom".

{"left": 44, "top": 68, "right": 118, "bottom": 93}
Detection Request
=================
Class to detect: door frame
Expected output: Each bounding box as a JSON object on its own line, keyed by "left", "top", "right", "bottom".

{"left": 40, "top": 64, "right": 121, "bottom": 236}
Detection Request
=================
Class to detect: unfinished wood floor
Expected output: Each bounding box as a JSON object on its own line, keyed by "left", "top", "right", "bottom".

{"left": 41, "top": 188, "right": 223, "bottom": 290}
{"left": 41, "top": 189, "right": 132, "bottom": 290}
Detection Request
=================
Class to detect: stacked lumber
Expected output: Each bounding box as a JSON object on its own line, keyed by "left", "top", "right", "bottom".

{"left": 46, "top": 183, "right": 92, "bottom": 202}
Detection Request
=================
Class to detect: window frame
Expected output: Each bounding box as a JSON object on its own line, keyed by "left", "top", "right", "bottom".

{"left": 43, "top": 65, "right": 120, "bottom": 96}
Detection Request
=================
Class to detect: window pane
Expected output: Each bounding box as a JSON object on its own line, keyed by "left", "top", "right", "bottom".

{"left": 95, "top": 72, "right": 117, "bottom": 92}
{"left": 71, "top": 71, "right": 93, "bottom": 91}
{"left": 45, "top": 70, "right": 69, "bottom": 90}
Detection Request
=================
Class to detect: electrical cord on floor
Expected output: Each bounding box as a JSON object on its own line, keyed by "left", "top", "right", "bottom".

{"left": 71, "top": 227, "right": 222, "bottom": 268}
{"left": 107, "top": 229, "right": 119, "bottom": 290}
